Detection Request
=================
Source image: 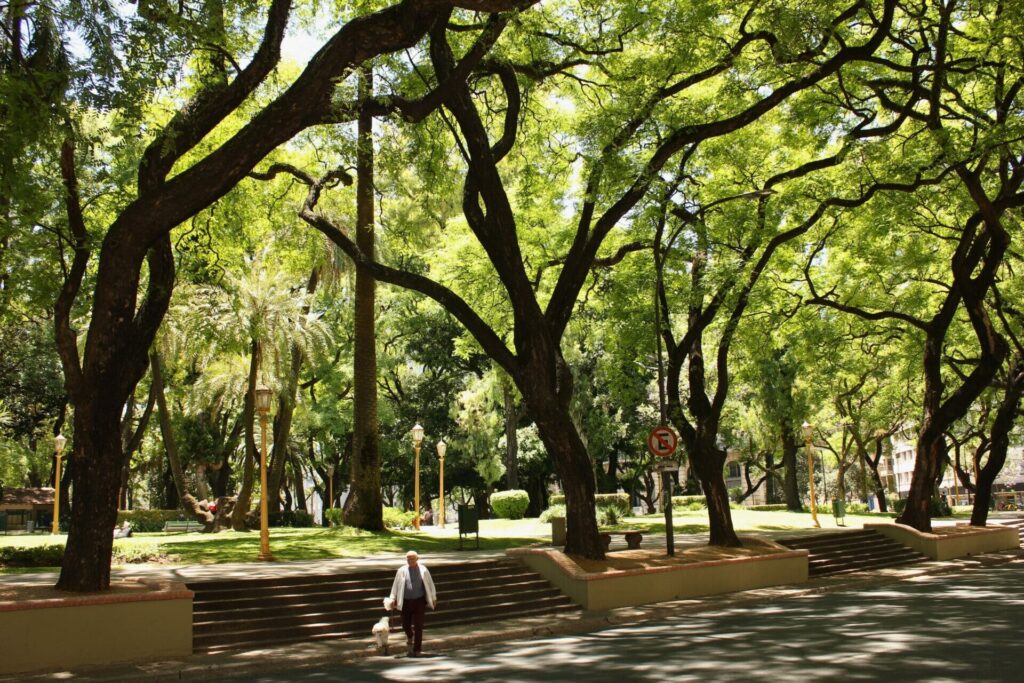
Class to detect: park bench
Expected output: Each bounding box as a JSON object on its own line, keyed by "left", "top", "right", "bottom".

{"left": 163, "top": 520, "right": 203, "bottom": 532}
{"left": 599, "top": 530, "right": 643, "bottom": 550}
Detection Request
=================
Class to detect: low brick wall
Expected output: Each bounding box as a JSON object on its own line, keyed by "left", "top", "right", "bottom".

{"left": 0, "top": 579, "right": 193, "bottom": 675}
{"left": 508, "top": 539, "right": 808, "bottom": 611}
{"left": 864, "top": 523, "right": 1019, "bottom": 561}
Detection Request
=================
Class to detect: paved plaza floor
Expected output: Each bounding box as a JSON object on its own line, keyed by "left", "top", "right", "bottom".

{"left": 222, "top": 559, "right": 1024, "bottom": 683}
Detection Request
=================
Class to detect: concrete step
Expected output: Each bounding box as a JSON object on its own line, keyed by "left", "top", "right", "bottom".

{"left": 778, "top": 529, "right": 927, "bottom": 577}
{"left": 187, "top": 559, "right": 578, "bottom": 653}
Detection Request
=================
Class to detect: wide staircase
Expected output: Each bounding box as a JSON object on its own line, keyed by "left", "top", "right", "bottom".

{"left": 995, "top": 515, "right": 1024, "bottom": 543}
{"left": 777, "top": 529, "right": 928, "bottom": 577}
{"left": 187, "top": 559, "right": 578, "bottom": 653}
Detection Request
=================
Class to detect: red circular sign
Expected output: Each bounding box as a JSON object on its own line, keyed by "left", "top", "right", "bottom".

{"left": 647, "top": 426, "right": 678, "bottom": 458}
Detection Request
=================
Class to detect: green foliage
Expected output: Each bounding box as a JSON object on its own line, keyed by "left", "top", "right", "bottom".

{"left": 595, "top": 493, "right": 630, "bottom": 515}
{"left": 844, "top": 502, "right": 869, "bottom": 514}
{"left": 890, "top": 498, "right": 950, "bottom": 516}
{"left": 539, "top": 504, "right": 566, "bottom": 523}
{"left": 0, "top": 544, "right": 64, "bottom": 567}
{"left": 672, "top": 496, "right": 706, "bottom": 507}
{"left": 382, "top": 507, "right": 416, "bottom": 530}
{"left": 0, "top": 541, "right": 164, "bottom": 567}
{"left": 116, "top": 509, "right": 184, "bottom": 533}
{"left": 729, "top": 487, "right": 743, "bottom": 503}
{"left": 747, "top": 504, "right": 789, "bottom": 512}
{"left": 549, "top": 494, "right": 565, "bottom": 506}
{"left": 324, "top": 508, "right": 344, "bottom": 527}
{"left": 599, "top": 506, "right": 621, "bottom": 526}
{"left": 490, "top": 490, "right": 530, "bottom": 519}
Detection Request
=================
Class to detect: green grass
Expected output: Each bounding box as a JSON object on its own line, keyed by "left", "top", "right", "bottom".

{"left": 0, "top": 507, "right": 922, "bottom": 574}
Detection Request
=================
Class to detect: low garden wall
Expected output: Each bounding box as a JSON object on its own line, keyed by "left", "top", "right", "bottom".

{"left": 865, "top": 522, "right": 1019, "bottom": 561}
{"left": 0, "top": 579, "right": 193, "bottom": 675}
{"left": 508, "top": 538, "right": 808, "bottom": 611}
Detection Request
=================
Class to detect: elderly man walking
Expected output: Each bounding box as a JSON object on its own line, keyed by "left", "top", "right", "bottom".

{"left": 388, "top": 550, "right": 438, "bottom": 657}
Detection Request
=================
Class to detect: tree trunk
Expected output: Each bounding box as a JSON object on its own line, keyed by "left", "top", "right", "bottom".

{"left": 230, "top": 340, "right": 260, "bottom": 531}
{"left": 501, "top": 373, "right": 520, "bottom": 489}
{"left": 56, "top": 408, "right": 122, "bottom": 591}
{"left": 781, "top": 426, "right": 801, "bottom": 511}
{"left": 690, "top": 441, "right": 741, "bottom": 546}
{"left": 291, "top": 450, "right": 307, "bottom": 513}
{"left": 971, "top": 361, "right": 1023, "bottom": 526}
{"left": 344, "top": 68, "right": 383, "bottom": 531}
{"left": 765, "top": 452, "right": 777, "bottom": 503}
{"left": 151, "top": 351, "right": 214, "bottom": 530}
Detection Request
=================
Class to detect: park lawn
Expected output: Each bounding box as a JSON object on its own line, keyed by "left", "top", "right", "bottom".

{"left": 3, "top": 508, "right": 956, "bottom": 574}
{"left": 0, "top": 521, "right": 548, "bottom": 573}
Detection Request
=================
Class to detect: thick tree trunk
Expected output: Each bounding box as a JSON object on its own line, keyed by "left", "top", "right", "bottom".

{"left": 344, "top": 68, "right": 383, "bottom": 531}
{"left": 56, "top": 408, "right": 121, "bottom": 591}
{"left": 781, "top": 426, "right": 801, "bottom": 511}
{"left": 690, "top": 442, "right": 741, "bottom": 546}
{"left": 897, "top": 426, "right": 945, "bottom": 532}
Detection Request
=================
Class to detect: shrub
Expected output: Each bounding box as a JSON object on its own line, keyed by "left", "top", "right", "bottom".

{"left": 893, "top": 499, "right": 907, "bottom": 514}
{"left": 599, "top": 506, "right": 621, "bottom": 526}
{"left": 116, "top": 509, "right": 183, "bottom": 533}
{"left": 268, "top": 510, "right": 314, "bottom": 528}
{"left": 728, "top": 487, "right": 743, "bottom": 503}
{"left": 674, "top": 501, "right": 705, "bottom": 511}
{"left": 672, "top": 495, "right": 705, "bottom": 507}
{"left": 543, "top": 493, "right": 629, "bottom": 516}
{"left": 0, "top": 544, "right": 64, "bottom": 567}
{"left": 891, "top": 497, "right": 948, "bottom": 517}
{"left": 112, "top": 541, "right": 166, "bottom": 564}
{"left": 324, "top": 508, "right": 344, "bottom": 527}
{"left": 383, "top": 506, "right": 416, "bottom": 529}
{"left": 539, "top": 504, "right": 566, "bottom": 523}
{"left": 595, "top": 493, "right": 630, "bottom": 515}
{"left": 844, "top": 502, "right": 869, "bottom": 514}
{"left": 490, "top": 490, "right": 530, "bottom": 519}
{"left": 748, "top": 504, "right": 789, "bottom": 512}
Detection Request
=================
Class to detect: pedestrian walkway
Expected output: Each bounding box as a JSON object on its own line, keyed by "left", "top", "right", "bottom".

{"left": 5, "top": 540, "right": 1020, "bottom": 682}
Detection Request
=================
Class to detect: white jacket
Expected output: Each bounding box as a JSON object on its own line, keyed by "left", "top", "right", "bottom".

{"left": 388, "top": 563, "right": 437, "bottom": 610}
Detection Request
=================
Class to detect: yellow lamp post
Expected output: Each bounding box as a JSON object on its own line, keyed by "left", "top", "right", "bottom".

{"left": 412, "top": 423, "right": 424, "bottom": 530}
{"left": 255, "top": 384, "right": 275, "bottom": 561}
{"left": 409, "top": 423, "right": 421, "bottom": 532}
{"left": 52, "top": 434, "right": 67, "bottom": 534}
{"left": 802, "top": 421, "right": 821, "bottom": 528}
{"left": 437, "top": 439, "right": 447, "bottom": 528}
{"left": 327, "top": 463, "right": 335, "bottom": 518}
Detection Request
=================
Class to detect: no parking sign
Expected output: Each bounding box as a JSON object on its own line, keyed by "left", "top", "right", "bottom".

{"left": 647, "top": 425, "right": 678, "bottom": 458}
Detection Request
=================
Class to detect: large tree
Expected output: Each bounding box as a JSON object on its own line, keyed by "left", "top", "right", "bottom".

{"left": 9, "top": 0, "right": 532, "bottom": 591}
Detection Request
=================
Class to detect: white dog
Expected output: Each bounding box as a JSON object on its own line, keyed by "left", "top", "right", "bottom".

{"left": 372, "top": 615, "right": 391, "bottom": 655}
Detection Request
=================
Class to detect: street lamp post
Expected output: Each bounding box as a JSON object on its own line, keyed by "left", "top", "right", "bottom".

{"left": 437, "top": 439, "right": 447, "bottom": 528}
{"left": 255, "top": 384, "right": 275, "bottom": 561}
{"left": 802, "top": 421, "right": 821, "bottom": 528}
{"left": 52, "top": 434, "right": 67, "bottom": 534}
{"left": 412, "top": 424, "right": 424, "bottom": 530}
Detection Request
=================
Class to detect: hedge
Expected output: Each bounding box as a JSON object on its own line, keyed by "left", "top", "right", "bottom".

{"left": 892, "top": 497, "right": 950, "bottom": 517}
{"left": 672, "top": 495, "right": 706, "bottom": 507}
{"left": 490, "top": 490, "right": 530, "bottom": 519}
{"left": 539, "top": 504, "right": 565, "bottom": 523}
{"left": 547, "top": 493, "right": 630, "bottom": 515}
{"left": 383, "top": 506, "right": 416, "bottom": 529}
{"left": 116, "top": 509, "right": 186, "bottom": 532}
{"left": 747, "top": 504, "right": 788, "bottom": 511}
{"left": 0, "top": 542, "right": 164, "bottom": 567}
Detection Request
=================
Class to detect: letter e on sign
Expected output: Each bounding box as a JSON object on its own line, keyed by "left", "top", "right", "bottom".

{"left": 647, "top": 426, "right": 678, "bottom": 458}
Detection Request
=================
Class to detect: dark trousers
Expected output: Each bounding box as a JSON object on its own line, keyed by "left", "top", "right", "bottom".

{"left": 401, "top": 596, "right": 427, "bottom": 653}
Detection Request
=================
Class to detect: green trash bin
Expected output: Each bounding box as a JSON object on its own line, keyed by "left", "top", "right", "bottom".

{"left": 458, "top": 505, "right": 479, "bottom": 550}
{"left": 832, "top": 499, "right": 846, "bottom": 527}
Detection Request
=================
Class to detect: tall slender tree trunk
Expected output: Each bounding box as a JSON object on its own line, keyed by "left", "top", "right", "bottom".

{"left": 501, "top": 372, "right": 520, "bottom": 489}
{"left": 230, "top": 340, "right": 261, "bottom": 531}
{"left": 151, "top": 351, "right": 214, "bottom": 529}
{"left": 344, "top": 68, "right": 383, "bottom": 530}
{"left": 781, "top": 426, "right": 801, "bottom": 511}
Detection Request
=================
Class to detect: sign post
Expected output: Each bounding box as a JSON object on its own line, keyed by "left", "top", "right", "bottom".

{"left": 647, "top": 426, "right": 679, "bottom": 557}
